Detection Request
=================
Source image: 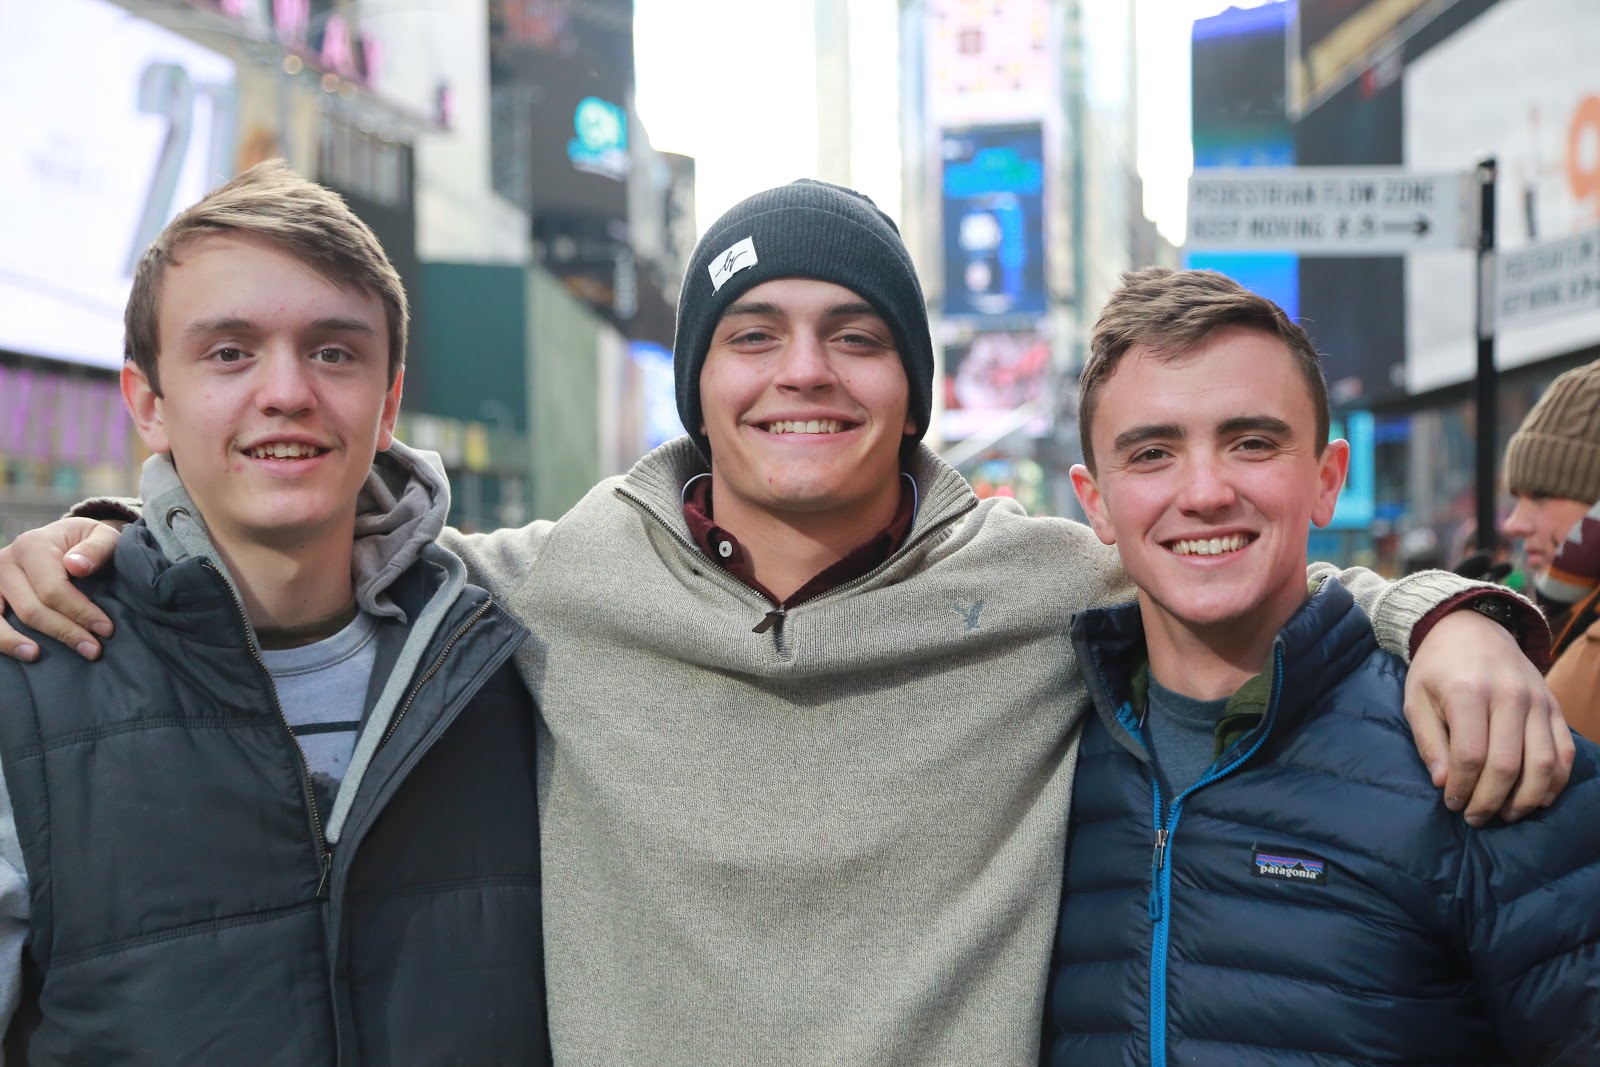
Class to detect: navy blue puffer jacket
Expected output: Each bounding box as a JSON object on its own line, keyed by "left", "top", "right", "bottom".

{"left": 1043, "top": 580, "right": 1600, "bottom": 1066}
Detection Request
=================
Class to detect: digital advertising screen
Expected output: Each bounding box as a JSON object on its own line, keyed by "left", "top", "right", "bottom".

{"left": 1186, "top": 1, "right": 1299, "bottom": 323}
{"left": 924, "top": 0, "right": 1050, "bottom": 125}
{"left": 940, "top": 124, "right": 1047, "bottom": 321}
{"left": 491, "top": 0, "right": 633, "bottom": 223}
{"left": 941, "top": 328, "right": 1052, "bottom": 441}
{"left": 0, "top": 0, "right": 236, "bottom": 369}
{"left": 1404, "top": 0, "right": 1600, "bottom": 392}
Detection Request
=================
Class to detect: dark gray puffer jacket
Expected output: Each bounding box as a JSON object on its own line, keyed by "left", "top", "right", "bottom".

{"left": 0, "top": 451, "right": 549, "bottom": 1066}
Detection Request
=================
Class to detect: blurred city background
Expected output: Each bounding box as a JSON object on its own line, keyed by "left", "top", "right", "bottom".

{"left": 1, "top": 0, "right": 1595, "bottom": 577}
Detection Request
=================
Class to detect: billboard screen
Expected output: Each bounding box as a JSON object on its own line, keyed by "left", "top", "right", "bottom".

{"left": 0, "top": 0, "right": 235, "bottom": 369}
{"left": 490, "top": 0, "right": 633, "bottom": 222}
{"left": 1187, "top": 1, "right": 1299, "bottom": 326}
{"left": 941, "top": 125, "right": 1047, "bottom": 320}
{"left": 1404, "top": 0, "right": 1600, "bottom": 392}
{"left": 1295, "top": 0, "right": 1461, "bottom": 114}
{"left": 941, "top": 328, "right": 1052, "bottom": 441}
{"left": 924, "top": 0, "right": 1050, "bottom": 125}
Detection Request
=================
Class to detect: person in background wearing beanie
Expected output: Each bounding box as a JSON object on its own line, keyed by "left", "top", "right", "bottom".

{"left": 1043, "top": 267, "right": 1600, "bottom": 1065}
{"left": 0, "top": 180, "right": 1574, "bottom": 1067}
{"left": 1504, "top": 359, "right": 1600, "bottom": 738}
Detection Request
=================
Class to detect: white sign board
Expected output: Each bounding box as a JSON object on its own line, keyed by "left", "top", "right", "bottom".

{"left": 1495, "top": 227, "right": 1600, "bottom": 329}
{"left": 1187, "top": 167, "right": 1475, "bottom": 254}
{"left": 0, "top": 0, "right": 235, "bottom": 370}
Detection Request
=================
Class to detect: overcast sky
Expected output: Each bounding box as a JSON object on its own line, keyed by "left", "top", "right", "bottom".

{"left": 633, "top": 0, "right": 1252, "bottom": 244}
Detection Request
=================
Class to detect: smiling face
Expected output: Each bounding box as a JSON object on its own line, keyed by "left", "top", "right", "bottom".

{"left": 1503, "top": 492, "right": 1590, "bottom": 579}
{"left": 123, "top": 231, "right": 402, "bottom": 558}
{"left": 698, "top": 277, "right": 915, "bottom": 533}
{"left": 1071, "top": 325, "right": 1349, "bottom": 653}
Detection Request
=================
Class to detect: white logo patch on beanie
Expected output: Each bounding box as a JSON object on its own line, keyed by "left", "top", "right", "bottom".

{"left": 708, "top": 236, "right": 758, "bottom": 292}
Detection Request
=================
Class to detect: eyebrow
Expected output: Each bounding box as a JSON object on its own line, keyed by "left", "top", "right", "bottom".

{"left": 719, "top": 301, "right": 781, "bottom": 319}
{"left": 1110, "top": 415, "right": 1295, "bottom": 456}
{"left": 184, "top": 316, "right": 376, "bottom": 336}
{"left": 718, "top": 301, "right": 883, "bottom": 320}
{"left": 1111, "top": 422, "right": 1183, "bottom": 455}
{"left": 1217, "top": 415, "right": 1294, "bottom": 439}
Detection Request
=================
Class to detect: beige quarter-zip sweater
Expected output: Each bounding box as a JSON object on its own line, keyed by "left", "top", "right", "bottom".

{"left": 442, "top": 437, "right": 1473, "bottom": 1067}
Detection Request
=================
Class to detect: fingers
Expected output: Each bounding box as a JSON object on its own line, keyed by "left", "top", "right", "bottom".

{"left": 1428, "top": 678, "right": 1494, "bottom": 820}
{"left": 62, "top": 523, "right": 121, "bottom": 578}
{"left": 0, "top": 520, "right": 117, "bottom": 661}
{"left": 0, "top": 594, "right": 40, "bottom": 662}
{"left": 1401, "top": 669, "right": 1451, "bottom": 790}
{"left": 1548, "top": 700, "right": 1577, "bottom": 799}
{"left": 1495, "top": 695, "right": 1561, "bottom": 823}
{"left": 1500, "top": 697, "right": 1575, "bottom": 822}
{"left": 1404, "top": 607, "right": 1570, "bottom": 826}
{"left": 1459, "top": 674, "right": 1534, "bottom": 827}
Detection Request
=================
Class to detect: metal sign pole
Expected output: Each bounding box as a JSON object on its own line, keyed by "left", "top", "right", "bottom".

{"left": 1473, "top": 157, "right": 1498, "bottom": 554}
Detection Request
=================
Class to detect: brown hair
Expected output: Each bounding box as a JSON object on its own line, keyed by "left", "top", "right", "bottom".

{"left": 123, "top": 158, "right": 408, "bottom": 392}
{"left": 1078, "top": 267, "right": 1329, "bottom": 471}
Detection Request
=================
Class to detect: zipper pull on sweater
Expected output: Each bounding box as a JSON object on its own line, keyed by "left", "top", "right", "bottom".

{"left": 752, "top": 609, "right": 785, "bottom": 635}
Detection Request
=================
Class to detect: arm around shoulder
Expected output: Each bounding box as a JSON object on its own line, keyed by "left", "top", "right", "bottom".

{"left": 437, "top": 520, "right": 557, "bottom": 600}
{"left": 1308, "top": 563, "right": 1545, "bottom": 663}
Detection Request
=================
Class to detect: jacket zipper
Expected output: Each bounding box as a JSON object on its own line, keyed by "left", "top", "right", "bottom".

{"left": 1144, "top": 643, "right": 1286, "bottom": 1066}
{"left": 378, "top": 599, "right": 494, "bottom": 750}
{"left": 201, "top": 562, "right": 332, "bottom": 895}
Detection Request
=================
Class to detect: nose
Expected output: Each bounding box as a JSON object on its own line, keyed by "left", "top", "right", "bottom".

{"left": 1502, "top": 497, "right": 1534, "bottom": 540}
{"left": 772, "top": 332, "right": 837, "bottom": 392}
{"left": 1176, "top": 452, "right": 1237, "bottom": 515}
{"left": 255, "top": 349, "right": 316, "bottom": 417}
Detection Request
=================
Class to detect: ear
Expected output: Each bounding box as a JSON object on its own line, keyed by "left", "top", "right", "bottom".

{"left": 122, "top": 363, "right": 170, "bottom": 455}
{"left": 1310, "top": 438, "right": 1351, "bottom": 528}
{"left": 376, "top": 367, "right": 405, "bottom": 451}
{"left": 1070, "top": 463, "right": 1117, "bottom": 546}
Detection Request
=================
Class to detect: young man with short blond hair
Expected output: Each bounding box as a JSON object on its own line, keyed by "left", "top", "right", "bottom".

{"left": 1045, "top": 267, "right": 1600, "bottom": 1065}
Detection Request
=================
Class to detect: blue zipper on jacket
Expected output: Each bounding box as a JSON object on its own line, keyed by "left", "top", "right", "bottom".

{"left": 1144, "top": 643, "right": 1286, "bottom": 1066}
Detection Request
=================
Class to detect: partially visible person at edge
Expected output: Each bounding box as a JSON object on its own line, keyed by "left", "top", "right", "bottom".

{"left": 1503, "top": 358, "right": 1600, "bottom": 740}
{"left": 1041, "top": 267, "right": 1600, "bottom": 1066}
{"left": 0, "top": 180, "right": 1571, "bottom": 1067}
{"left": 0, "top": 162, "right": 549, "bottom": 1064}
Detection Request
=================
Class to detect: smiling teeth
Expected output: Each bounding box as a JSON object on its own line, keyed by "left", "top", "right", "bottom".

{"left": 247, "top": 442, "right": 324, "bottom": 460}
{"left": 766, "top": 419, "right": 842, "bottom": 435}
{"left": 1170, "top": 534, "right": 1250, "bottom": 556}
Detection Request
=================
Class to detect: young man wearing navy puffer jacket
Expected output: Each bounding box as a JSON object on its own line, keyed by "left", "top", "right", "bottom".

{"left": 1048, "top": 266, "right": 1600, "bottom": 1066}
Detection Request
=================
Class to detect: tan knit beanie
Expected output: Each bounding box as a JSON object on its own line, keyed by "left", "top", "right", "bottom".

{"left": 1504, "top": 360, "right": 1600, "bottom": 502}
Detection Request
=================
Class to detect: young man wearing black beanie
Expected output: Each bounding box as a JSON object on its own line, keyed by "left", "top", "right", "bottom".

{"left": 0, "top": 179, "right": 1573, "bottom": 1067}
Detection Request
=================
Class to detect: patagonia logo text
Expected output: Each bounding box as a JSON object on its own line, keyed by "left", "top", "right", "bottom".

{"left": 708, "top": 236, "right": 758, "bottom": 291}
{"left": 1251, "top": 849, "right": 1328, "bottom": 886}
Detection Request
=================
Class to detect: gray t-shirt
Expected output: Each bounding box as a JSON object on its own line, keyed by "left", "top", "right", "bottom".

{"left": 1144, "top": 674, "right": 1231, "bottom": 801}
{"left": 260, "top": 612, "right": 379, "bottom": 815}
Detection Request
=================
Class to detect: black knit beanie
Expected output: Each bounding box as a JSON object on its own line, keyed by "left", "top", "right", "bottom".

{"left": 673, "top": 179, "right": 934, "bottom": 458}
{"left": 1504, "top": 359, "right": 1600, "bottom": 503}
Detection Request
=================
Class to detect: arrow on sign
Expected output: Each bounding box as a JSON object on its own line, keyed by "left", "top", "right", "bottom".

{"left": 1382, "top": 217, "right": 1431, "bottom": 236}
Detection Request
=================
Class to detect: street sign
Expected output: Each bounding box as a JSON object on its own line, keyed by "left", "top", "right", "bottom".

{"left": 1494, "top": 226, "right": 1600, "bottom": 329}
{"left": 1186, "top": 167, "right": 1475, "bottom": 255}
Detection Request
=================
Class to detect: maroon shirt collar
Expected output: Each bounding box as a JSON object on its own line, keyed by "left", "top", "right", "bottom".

{"left": 682, "top": 474, "right": 918, "bottom": 608}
